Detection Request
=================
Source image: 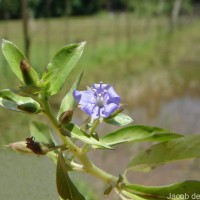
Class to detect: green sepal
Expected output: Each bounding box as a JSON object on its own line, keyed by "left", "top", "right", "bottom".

{"left": 104, "top": 185, "right": 113, "bottom": 196}
{"left": 100, "top": 125, "right": 183, "bottom": 147}
{"left": 128, "top": 135, "right": 200, "bottom": 172}
{"left": 104, "top": 113, "right": 133, "bottom": 126}
{"left": 2, "top": 40, "right": 39, "bottom": 85}
{"left": 0, "top": 89, "right": 41, "bottom": 114}
{"left": 64, "top": 123, "right": 113, "bottom": 149}
{"left": 56, "top": 152, "right": 86, "bottom": 200}
{"left": 42, "top": 42, "right": 86, "bottom": 96}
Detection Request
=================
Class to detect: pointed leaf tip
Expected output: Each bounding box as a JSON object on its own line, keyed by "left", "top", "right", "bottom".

{"left": 2, "top": 39, "right": 6, "bottom": 45}
{"left": 42, "top": 42, "right": 86, "bottom": 96}
{"left": 2, "top": 40, "right": 39, "bottom": 84}
{"left": 2, "top": 39, "right": 12, "bottom": 46}
{"left": 57, "top": 153, "right": 86, "bottom": 200}
{"left": 81, "top": 41, "right": 87, "bottom": 46}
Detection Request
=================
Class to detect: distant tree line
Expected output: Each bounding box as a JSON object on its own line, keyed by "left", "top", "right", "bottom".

{"left": 0, "top": 0, "right": 198, "bottom": 20}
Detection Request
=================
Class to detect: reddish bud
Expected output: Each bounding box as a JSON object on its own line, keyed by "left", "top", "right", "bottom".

{"left": 59, "top": 110, "right": 73, "bottom": 124}
{"left": 26, "top": 137, "right": 50, "bottom": 155}
{"left": 20, "top": 59, "right": 38, "bottom": 87}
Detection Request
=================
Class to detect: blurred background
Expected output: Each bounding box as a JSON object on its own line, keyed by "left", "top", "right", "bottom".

{"left": 0, "top": 0, "right": 200, "bottom": 199}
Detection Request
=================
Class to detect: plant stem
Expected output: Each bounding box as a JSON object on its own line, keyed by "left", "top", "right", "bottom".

{"left": 42, "top": 97, "right": 118, "bottom": 185}
{"left": 89, "top": 118, "right": 100, "bottom": 135}
{"left": 81, "top": 118, "right": 100, "bottom": 153}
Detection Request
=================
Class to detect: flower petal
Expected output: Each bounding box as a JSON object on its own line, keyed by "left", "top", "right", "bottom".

{"left": 91, "top": 105, "right": 100, "bottom": 119}
{"left": 99, "top": 107, "right": 106, "bottom": 117}
{"left": 81, "top": 103, "right": 96, "bottom": 117}
{"left": 73, "top": 90, "right": 95, "bottom": 105}
{"left": 102, "top": 103, "right": 119, "bottom": 118}
{"left": 106, "top": 86, "right": 121, "bottom": 104}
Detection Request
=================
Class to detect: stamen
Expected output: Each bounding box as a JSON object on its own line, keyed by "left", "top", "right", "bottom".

{"left": 92, "top": 88, "right": 97, "bottom": 96}
{"left": 99, "top": 81, "right": 103, "bottom": 90}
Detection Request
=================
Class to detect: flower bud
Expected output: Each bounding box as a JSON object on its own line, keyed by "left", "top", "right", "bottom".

{"left": 59, "top": 110, "right": 73, "bottom": 125}
{"left": 59, "top": 127, "right": 71, "bottom": 137}
{"left": 20, "top": 59, "right": 39, "bottom": 87}
{"left": 7, "top": 138, "right": 52, "bottom": 156}
{"left": 7, "top": 141, "right": 33, "bottom": 154}
{"left": 17, "top": 103, "right": 40, "bottom": 114}
{"left": 26, "top": 137, "right": 50, "bottom": 155}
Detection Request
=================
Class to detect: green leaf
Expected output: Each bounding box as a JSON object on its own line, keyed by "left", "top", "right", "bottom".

{"left": 0, "top": 89, "right": 41, "bottom": 114}
{"left": 100, "top": 125, "right": 182, "bottom": 146}
{"left": 57, "top": 72, "right": 83, "bottom": 121}
{"left": 30, "top": 121, "right": 54, "bottom": 145}
{"left": 122, "top": 181, "right": 200, "bottom": 200}
{"left": 128, "top": 135, "right": 200, "bottom": 172}
{"left": 42, "top": 42, "right": 86, "bottom": 96}
{"left": 104, "top": 113, "right": 133, "bottom": 126}
{"left": 64, "top": 123, "right": 113, "bottom": 149}
{"left": 56, "top": 152, "right": 86, "bottom": 200}
{"left": 2, "top": 40, "right": 39, "bottom": 84}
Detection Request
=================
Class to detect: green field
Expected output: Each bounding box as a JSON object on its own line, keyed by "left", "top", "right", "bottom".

{"left": 0, "top": 15, "right": 200, "bottom": 200}
{"left": 1, "top": 16, "right": 200, "bottom": 95}
{"left": 1, "top": 15, "right": 200, "bottom": 144}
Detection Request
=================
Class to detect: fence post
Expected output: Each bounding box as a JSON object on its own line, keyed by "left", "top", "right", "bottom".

{"left": 21, "top": 0, "right": 30, "bottom": 59}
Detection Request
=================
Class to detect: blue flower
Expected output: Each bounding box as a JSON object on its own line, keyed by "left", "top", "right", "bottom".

{"left": 73, "top": 82, "right": 121, "bottom": 119}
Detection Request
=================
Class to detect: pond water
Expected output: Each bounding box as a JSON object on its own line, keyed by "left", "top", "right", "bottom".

{"left": 133, "top": 95, "right": 200, "bottom": 134}
{"left": 0, "top": 95, "right": 200, "bottom": 200}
